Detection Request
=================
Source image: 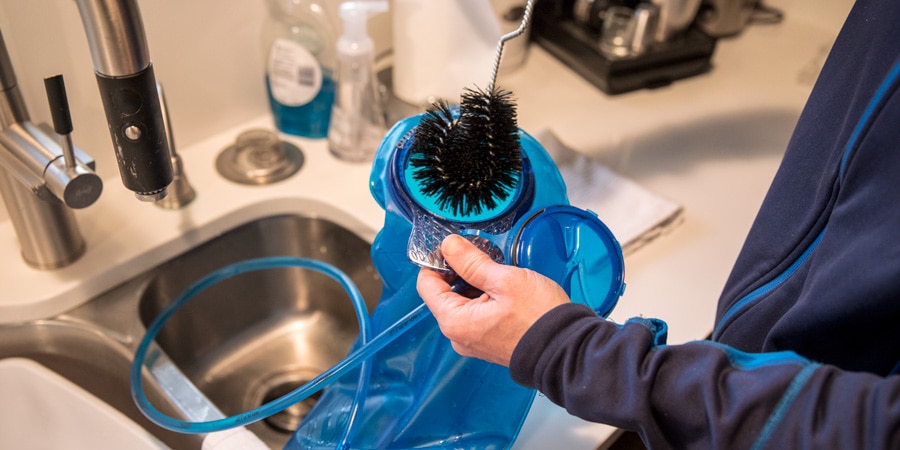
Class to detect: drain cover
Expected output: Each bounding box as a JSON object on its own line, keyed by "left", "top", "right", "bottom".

{"left": 216, "top": 129, "right": 304, "bottom": 185}
{"left": 246, "top": 368, "right": 324, "bottom": 437}
{"left": 260, "top": 378, "right": 322, "bottom": 433}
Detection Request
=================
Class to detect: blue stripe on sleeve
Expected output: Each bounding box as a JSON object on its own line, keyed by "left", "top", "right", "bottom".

{"left": 691, "top": 341, "right": 819, "bottom": 450}
{"left": 750, "top": 363, "right": 820, "bottom": 450}
{"left": 696, "top": 340, "right": 810, "bottom": 369}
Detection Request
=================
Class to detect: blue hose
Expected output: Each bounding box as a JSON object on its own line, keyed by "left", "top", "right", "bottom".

{"left": 130, "top": 256, "right": 430, "bottom": 435}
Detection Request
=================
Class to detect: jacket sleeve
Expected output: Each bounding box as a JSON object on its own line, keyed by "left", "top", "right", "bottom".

{"left": 509, "top": 303, "right": 900, "bottom": 450}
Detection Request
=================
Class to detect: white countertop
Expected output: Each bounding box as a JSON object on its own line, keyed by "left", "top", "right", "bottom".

{"left": 0, "top": 1, "right": 851, "bottom": 449}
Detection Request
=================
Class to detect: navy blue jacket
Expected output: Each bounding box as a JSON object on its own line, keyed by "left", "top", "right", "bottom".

{"left": 509, "top": 1, "right": 900, "bottom": 448}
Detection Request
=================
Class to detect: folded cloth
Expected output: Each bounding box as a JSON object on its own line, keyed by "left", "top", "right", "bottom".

{"left": 535, "top": 129, "right": 683, "bottom": 255}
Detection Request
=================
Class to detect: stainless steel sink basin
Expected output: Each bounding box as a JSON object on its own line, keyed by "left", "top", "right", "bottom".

{"left": 0, "top": 214, "right": 381, "bottom": 449}
{"left": 137, "top": 215, "right": 381, "bottom": 447}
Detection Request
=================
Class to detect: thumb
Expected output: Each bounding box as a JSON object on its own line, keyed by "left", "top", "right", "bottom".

{"left": 441, "top": 234, "right": 506, "bottom": 290}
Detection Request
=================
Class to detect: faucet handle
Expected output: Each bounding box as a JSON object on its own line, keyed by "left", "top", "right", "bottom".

{"left": 0, "top": 122, "right": 103, "bottom": 209}
{"left": 44, "top": 75, "right": 73, "bottom": 135}
{"left": 43, "top": 74, "right": 77, "bottom": 170}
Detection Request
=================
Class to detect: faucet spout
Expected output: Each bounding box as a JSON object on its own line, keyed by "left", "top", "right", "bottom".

{"left": 75, "top": 0, "right": 173, "bottom": 201}
{"left": 0, "top": 0, "right": 175, "bottom": 269}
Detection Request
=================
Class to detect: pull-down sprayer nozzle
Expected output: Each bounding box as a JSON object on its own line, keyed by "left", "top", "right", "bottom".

{"left": 75, "top": 0, "right": 173, "bottom": 201}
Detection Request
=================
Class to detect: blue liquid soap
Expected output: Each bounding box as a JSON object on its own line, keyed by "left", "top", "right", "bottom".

{"left": 267, "top": 74, "right": 336, "bottom": 138}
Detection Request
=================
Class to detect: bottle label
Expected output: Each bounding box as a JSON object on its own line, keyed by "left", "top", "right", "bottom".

{"left": 267, "top": 38, "right": 322, "bottom": 107}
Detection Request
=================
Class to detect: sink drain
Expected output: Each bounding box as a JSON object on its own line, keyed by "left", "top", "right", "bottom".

{"left": 261, "top": 380, "right": 321, "bottom": 433}
{"left": 249, "top": 369, "right": 323, "bottom": 434}
{"left": 216, "top": 129, "right": 304, "bottom": 185}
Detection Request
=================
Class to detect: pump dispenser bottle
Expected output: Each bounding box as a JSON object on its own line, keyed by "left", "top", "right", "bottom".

{"left": 263, "top": 0, "right": 337, "bottom": 138}
{"left": 327, "top": 1, "right": 389, "bottom": 162}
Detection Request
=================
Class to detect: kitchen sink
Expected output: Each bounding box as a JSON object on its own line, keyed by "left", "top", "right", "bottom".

{"left": 0, "top": 214, "right": 382, "bottom": 449}
{"left": 138, "top": 214, "right": 382, "bottom": 447}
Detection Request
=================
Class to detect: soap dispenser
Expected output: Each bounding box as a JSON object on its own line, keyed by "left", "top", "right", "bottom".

{"left": 327, "top": 0, "right": 389, "bottom": 162}
{"left": 263, "top": 0, "right": 337, "bottom": 138}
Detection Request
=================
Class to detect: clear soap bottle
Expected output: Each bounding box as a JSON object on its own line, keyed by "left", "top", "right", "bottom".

{"left": 263, "top": 0, "right": 337, "bottom": 138}
{"left": 327, "top": 1, "right": 388, "bottom": 162}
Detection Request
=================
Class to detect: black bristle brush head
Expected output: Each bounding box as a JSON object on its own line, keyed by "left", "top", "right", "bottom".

{"left": 408, "top": 86, "right": 523, "bottom": 218}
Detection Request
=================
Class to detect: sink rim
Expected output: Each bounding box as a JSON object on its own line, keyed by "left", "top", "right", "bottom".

{"left": 0, "top": 196, "right": 382, "bottom": 325}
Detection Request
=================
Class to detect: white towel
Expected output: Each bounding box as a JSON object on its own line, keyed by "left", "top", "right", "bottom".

{"left": 536, "top": 129, "right": 684, "bottom": 255}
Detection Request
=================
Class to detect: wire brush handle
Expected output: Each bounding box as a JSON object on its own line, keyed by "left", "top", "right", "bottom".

{"left": 487, "top": 0, "right": 536, "bottom": 92}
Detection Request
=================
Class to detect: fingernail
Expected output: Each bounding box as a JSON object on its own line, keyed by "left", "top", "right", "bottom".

{"left": 442, "top": 234, "right": 465, "bottom": 256}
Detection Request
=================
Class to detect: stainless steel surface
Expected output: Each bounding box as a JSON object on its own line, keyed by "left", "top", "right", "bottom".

{"left": 59, "top": 130, "right": 77, "bottom": 169}
{"left": 74, "top": 0, "right": 150, "bottom": 77}
{"left": 0, "top": 33, "right": 24, "bottom": 121}
{"left": 0, "top": 0, "right": 174, "bottom": 267}
{"left": 138, "top": 215, "right": 381, "bottom": 448}
{"left": 0, "top": 172, "right": 86, "bottom": 269}
{"left": 124, "top": 124, "right": 143, "bottom": 140}
{"left": 142, "top": 340, "right": 231, "bottom": 425}
{"left": 216, "top": 129, "right": 304, "bottom": 186}
{"left": 651, "top": 0, "right": 703, "bottom": 41}
{"left": 630, "top": 3, "right": 661, "bottom": 55}
{"left": 155, "top": 84, "right": 195, "bottom": 210}
{"left": 697, "top": 0, "right": 758, "bottom": 37}
{"left": 487, "top": 0, "right": 535, "bottom": 92}
{"left": 0, "top": 122, "right": 102, "bottom": 209}
{"left": 573, "top": 0, "right": 597, "bottom": 26}
{"left": 0, "top": 320, "right": 202, "bottom": 449}
{"left": 0, "top": 214, "right": 381, "bottom": 449}
{"left": 76, "top": 0, "right": 173, "bottom": 202}
{"left": 493, "top": 0, "right": 533, "bottom": 72}
{"left": 135, "top": 190, "right": 168, "bottom": 202}
{"left": 0, "top": 30, "right": 97, "bottom": 269}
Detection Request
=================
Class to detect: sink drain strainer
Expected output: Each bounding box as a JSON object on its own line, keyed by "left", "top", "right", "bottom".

{"left": 248, "top": 368, "right": 323, "bottom": 434}
{"left": 216, "top": 129, "right": 304, "bottom": 185}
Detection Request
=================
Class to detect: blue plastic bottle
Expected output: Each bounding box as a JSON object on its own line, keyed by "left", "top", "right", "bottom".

{"left": 263, "top": 0, "right": 336, "bottom": 138}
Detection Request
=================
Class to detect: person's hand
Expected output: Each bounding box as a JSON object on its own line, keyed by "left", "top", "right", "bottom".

{"left": 416, "top": 234, "right": 571, "bottom": 366}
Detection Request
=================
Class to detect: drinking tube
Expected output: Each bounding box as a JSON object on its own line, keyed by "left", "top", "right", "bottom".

{"left": 130, "top": 256, "right": 429, "bottom": 436}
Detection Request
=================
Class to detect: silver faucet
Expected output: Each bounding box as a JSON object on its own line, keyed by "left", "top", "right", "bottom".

{"left": 0, "top": 0, "right": 180, "bottom": 269}
{"left": 75, "top": 0, "right": 174, "bottom": 202}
